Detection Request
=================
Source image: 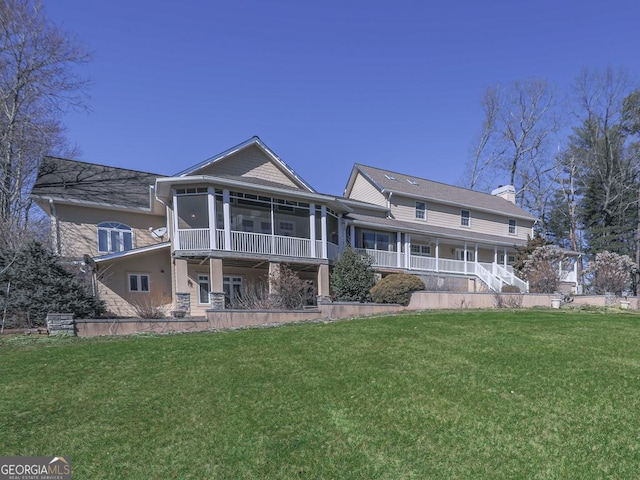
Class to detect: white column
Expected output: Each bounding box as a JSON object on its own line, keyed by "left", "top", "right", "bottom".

{"left": 338, "top": 214, "right": 345, "bottom": 252}
{"left": 503, "top": 247, "right": 507, "bottom": 268}
{"left": 494, "top": 246, "right": 498, "bottom": 264}
{"left": 404, "top": 233, "right": 411, "bottom": 269}
{"left": 396, "top": 232, "right": 402, "bottom": 268}
{"left": 475, "top": 243, "right": 478, "bottom": 263}
{"left": 350, "top": 224, "right": 356, "bottom": 248}
{"left": 223, "top": 189, "right": 231, "bottom": 251}
{"left": 173, "top": 191, "right": 181, "bottom": 250}
{"left": 208, "top": 187, "right": 216, "bottom": 250}
{"left": 309, "top": 203, "right": 317, "bottom": 258}
{"left": 321, "top": 205, "right": 328, "bottom": 259}
{"left": 435, "top": 238, "right": 439, "bottom": 273}
{"left": 464, "top": 242, "right": 468, "bottom": 274}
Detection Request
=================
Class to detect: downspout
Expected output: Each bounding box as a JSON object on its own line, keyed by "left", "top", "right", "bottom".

{"left": 48, "top": 198, "right": 60, "bottom": 255}
{"left": 386, "top": 191, "right": 393, "bottom": 218}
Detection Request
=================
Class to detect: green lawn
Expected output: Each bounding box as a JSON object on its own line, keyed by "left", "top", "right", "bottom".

{"left": 2, "top": 310, "right": 640, "bottom": 479}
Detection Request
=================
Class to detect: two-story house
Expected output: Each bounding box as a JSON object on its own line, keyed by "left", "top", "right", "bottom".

{"left": 31, "top": 136, "right": 537, "bottom": 317}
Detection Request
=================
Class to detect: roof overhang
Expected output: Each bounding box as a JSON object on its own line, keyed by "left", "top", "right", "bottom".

{"left": 94, "top": 242, "right": 170, "bottom": 263}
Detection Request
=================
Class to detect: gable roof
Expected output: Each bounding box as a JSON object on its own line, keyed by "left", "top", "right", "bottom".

{"left": 345, "top": 164, "right": 536, "bottom": 221}
{"left": 175, "top": 136, "right": 316, "bottom": 193}
{"left": 31, "top": 156, "right": 164, "bottom": 211}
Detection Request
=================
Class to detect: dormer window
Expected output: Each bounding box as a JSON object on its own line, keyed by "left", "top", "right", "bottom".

{"left": 98, "top": 222, "right": 133, "bottom": 253}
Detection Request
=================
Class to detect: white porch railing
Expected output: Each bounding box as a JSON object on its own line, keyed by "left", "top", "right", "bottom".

{"left": 493, "top": 263, "right": 529, "bottom": 292}
{"left": 474, "top": 263, "right": 503, "bottom": 292}
{"left": 178, "top": 228, "right": 325, "bottom": 259}
{"left": 177, "top": 228, "right": 210, "bottom": 251}
{"left": 356, "top": 249, "right": 529, "bottom": 293}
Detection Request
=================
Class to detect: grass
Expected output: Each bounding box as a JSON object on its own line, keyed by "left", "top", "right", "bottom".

{"left": 2, "top": 309, "right": 640, "bottom": 479}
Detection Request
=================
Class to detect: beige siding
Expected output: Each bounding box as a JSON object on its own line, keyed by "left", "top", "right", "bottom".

{"left": 55, "top": 204, "right": 166, "bottom": 258}
{"left": 98, "top": 249, "right": 172, "bottom": 317}
{"left": 194, "top": 145, "right": 299, "bottom": 188}
{"left": 390, "top": 195, "right": 532, "bottom": 242}
{"left": 348, "top": 173, "right": 386, "bottom": 206}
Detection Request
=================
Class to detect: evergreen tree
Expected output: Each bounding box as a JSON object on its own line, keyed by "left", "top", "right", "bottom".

{"left": 0, "top": 241, "right": 104, "bottom": 327}
{"left": 330, "top": 248, "right": 375, "bottom": 302}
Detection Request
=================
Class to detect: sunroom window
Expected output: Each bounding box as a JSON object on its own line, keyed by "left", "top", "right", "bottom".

{"left": 98, "top": 222, "right": 133, "bottom": 253}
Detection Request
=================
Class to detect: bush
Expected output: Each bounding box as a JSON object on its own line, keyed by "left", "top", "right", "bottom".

{"left": 522, "top": 245, "right": 566, "bottom": 293}
{"left": 232, "top": 264, "right": 314, "bottom": 310}
{"left": 331, "top": 248, "right": 376, "bottom": 302}
{"left": 0, "top": 241, "right": 105, "bottom": 327}
{"left": 130, "top": 293, "right": 171, "bottom": 319}
{"left": 501, "top": 284, "right": 522, "bottom": 293}
{"left": 370, "top": 273, "right": 425, "bottom": 306}
{"left": 585, "top": 251, "right": 637, "bottom": 295}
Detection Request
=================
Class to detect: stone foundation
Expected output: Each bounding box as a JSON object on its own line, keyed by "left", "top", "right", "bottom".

{"left": 46, "top": 313, "right": 75, "bottom": 336}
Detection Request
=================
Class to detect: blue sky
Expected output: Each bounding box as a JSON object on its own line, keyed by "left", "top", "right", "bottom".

{"left": 45, "top": 0, "right": 639, "bottom": 196}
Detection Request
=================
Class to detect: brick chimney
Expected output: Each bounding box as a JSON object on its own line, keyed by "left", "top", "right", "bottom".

{"left": 491, "top": 185, "right": 516, "bottom": 204}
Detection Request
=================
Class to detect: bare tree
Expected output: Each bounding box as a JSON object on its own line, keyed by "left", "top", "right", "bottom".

{"left": 466, "top": 78, "right": 562, "bottom": 227}
{"left": 0, "top": 0, "right": 90, "bottom": 248}
{"left": 465, "top": 87, "right": 501, "bottom": 190}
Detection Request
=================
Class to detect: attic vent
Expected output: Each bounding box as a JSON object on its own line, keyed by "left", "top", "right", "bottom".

{"left": 407, "top": 179, "right": 419, "bottom": 186}
{"left": 384, "top": 174, "right": 397, "bottom": 180}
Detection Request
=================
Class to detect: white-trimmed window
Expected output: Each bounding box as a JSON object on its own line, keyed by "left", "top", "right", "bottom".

{"left": 455, "top": 249, "right": 473, "bottom": 262}
{"left": 460, "top": 210, "right": 470, "bottom": 227}
{"left": 415, "top": 201, "right": 426, "bottom": 220}
{"left": 223, "top": 276, "right": 243, "bottom": 307}
{"left": 500, "top": 254, "right": 516, "bottom": 264}
{"left": 508, "top": 219, "right": 517, "bottom": 235}
{"left": 128, "top": 273, "right": 150, "bottom": 292}
{"left": 98, "top": 222, "right": 133, "bottom": 253}
{"left": 411, "top": 244, "right": 431, "bottom": 257}
{"left": 278, "top": 221, "right": 295, "bottom": 237}
{"left": 198, "top": 275, "right": 210, "bottom": 304}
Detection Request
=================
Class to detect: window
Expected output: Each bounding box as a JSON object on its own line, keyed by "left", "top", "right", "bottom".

{"left": 128, "top": 273, "right": 150, "bottom": 292}
{"left": 98, "top": 222, "right": 133, "bottom": 253}
{"left": 415, "top": 202, "right": 426, "bottom": 220}
{"left": 455, "top": 249, "right": 473, "bottom": 261}
{"left": 508, "top": 219, "right": 517, "bottom": 234}
{"left": 278, "top": 221, "right": 295, "bottom": 237}
{"left": 362, "top": 231, "right": 391, "bottom": 251}
{"left": 198, "top": 275, "right": 210, "bottom": 304}
{"left": 461, "top": 210, "right": 470, "bottom": 227}
{"left": 500, "top": 254, "right": 516, "bottom": 264}
{"left": 223, "top": 276, "right": 243, "bottom": 307}
{"left": 411, "top": 244, "right": 431, "bottom": 257}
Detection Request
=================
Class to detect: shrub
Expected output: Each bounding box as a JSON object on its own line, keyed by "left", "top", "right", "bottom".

{"left": 233, "top": 264, "right": 314, "bottom": 310}
{"left": 331, "top": 248, "right": 376, "bottom": 302}
{"left": 521, "top": 245, "right": 566, "bottom": 293}
{"left": 370, "top": 273, "right": 425, "bottom": 306}
{"left": 130, "top": 293, "right": 171, "bottom": 319}
{"left": 0, "top": 241, "right": 105, "bottom": 327}
{"left": 585, "top": 251, "right": 637, "bottom": 295}
{"left": 501, "top": 284, "right": 522, "bottom": 293}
